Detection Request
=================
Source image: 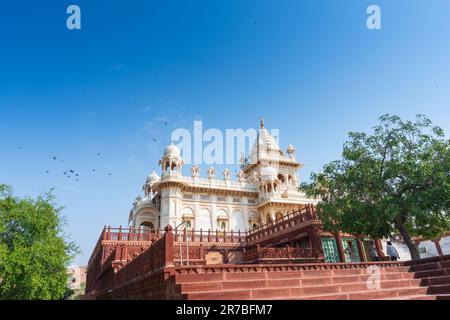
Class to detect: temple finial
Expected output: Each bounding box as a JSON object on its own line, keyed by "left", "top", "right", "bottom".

{"left": 260, "top": 117, "right": 265, "bottom": 129}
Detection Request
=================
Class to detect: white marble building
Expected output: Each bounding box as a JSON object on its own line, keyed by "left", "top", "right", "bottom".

{"left": 128, "top": 119, "right": 316, "bottom": 232}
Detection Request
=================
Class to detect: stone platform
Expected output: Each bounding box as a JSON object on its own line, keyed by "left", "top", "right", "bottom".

{"left": 85, "top": 225, "right": 450, "bottom": 300}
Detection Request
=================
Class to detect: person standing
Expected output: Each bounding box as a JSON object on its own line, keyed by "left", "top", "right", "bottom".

{"left": 344, "top": 241, "right": 357, "bottom": 262}
{"left": 386, "top": 241, "right": 400, "bottom": 261}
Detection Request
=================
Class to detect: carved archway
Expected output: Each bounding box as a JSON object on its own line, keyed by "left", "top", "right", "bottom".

{"left": 140, "top": 221, "right": 154, "bottom": 230}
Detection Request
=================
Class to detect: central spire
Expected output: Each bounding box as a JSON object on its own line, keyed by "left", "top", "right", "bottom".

{"left": 260, "top": 117, "right": 265, "bottom": 129}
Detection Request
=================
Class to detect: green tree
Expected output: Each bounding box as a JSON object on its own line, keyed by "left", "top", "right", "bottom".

{"left": 300, "top": 115, "right": 450, "bottom": 260}
{"left": 0, "top": 185, "right": 79, "bottom": 299}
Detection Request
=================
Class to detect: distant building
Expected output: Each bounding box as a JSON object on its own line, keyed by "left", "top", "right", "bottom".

{"left": 68, "top": 266, "right": 87, "bottom": 290}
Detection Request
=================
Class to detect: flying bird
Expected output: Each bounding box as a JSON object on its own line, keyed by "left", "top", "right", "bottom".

{"left": 92, "top": 169, "right": 96, "bottom": 172}
{"left": 18, "top": 146, "right": 23, "bottom": 149}
{"left": 45, "top": 170, "right": 50, "bottom": 174}
{"left": 97, "top": 153, "right": 101, "bottom": 156}
{"left": 152, "top": 138, "right": 157, "bottom": 143}
{"left": 53, "top": 156, "right": 57, "bottom": 160}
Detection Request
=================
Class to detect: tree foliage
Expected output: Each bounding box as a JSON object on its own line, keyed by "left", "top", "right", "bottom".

{"left": 300, "top": 114, "right": 450, "bottom": 260}
{"left": 0, "top": 185, "right": 79, "bottom": 299}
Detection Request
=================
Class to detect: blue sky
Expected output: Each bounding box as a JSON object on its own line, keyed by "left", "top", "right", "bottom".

{"left": 1, "top": 1, "right": 449, "bottom": 265}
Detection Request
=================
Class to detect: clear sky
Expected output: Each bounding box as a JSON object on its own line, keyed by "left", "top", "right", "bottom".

{"left": 1, "top": 1, "right": 449, "bottom": 265}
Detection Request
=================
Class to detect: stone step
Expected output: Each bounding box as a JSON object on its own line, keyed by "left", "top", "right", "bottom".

{"left": 182, "top": 280, "right": 426, "bottom": 299}
{"left": 294, "top": 287, "right": 429, "bottom": 301}
{"left": 374, "top": 295, "right": 438, "bottom": 300}
{"left": 176, "top": 267, "right": 410, "bottom": 283}
{"left": 409, "top": 261, "right": 450, "bottom": 272}
{"left": 407, "top": 255, "right": 450, "bottom": 266}
{"left": 179, "top": 276, "right": 420, "bottom": 293}
{"left": 427, "top": 284, "right": 450, "bottom": 294}
{"left": 177, "top": 271, "right": 414, "bottom": 286}
{"left": 413, "top": 267, "right": 450, "bottom": 279}
{"left": 419, "top": 275, "right": 450, "bottom": 286}
{"left": 185, "top": 286, "right": 429, "bottom": 300}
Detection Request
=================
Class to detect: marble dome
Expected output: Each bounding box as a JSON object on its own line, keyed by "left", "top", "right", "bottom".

{"left": 163, "top": 142, "right": 181, "bottom": 157}
{"left": 146, "top": 170, "right": 161, "bottom": 184}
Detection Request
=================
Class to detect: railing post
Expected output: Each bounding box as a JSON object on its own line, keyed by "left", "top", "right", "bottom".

{"left": 102, "top": 226, "right": 106, "bottom": 241}
{"left": 216, "top": 229, "right": 219, "bottom": 242}
{"left": 107, "top": 226, "right": 111, "bottom": 240}
{"left": 208, "top": 229, "right": 211, "bottom": 242}
{"left": 231, "top": 230, "right": 234, "bottom": 243}
{"left": 191, "top": 228, "right": 195, "bottom": 242}
{"left": 164, "top": 225, "right": 175, "bottom": 268}
{"left": 200, "top": 229, "right": 203, "bottom": 242}
{"left": 200, "top": 244, "right": 205, "bottom": 262}
{"left": 118, "top": 226, "right": 122, "bottom": 241}
{"left": 138, "top": 226, "right": 141, "bottom": 241}
{"left": 102, "top": 225, "right": 107, "bottom": 241}
{"left": 238, "top": 230, "right": 241, "bottom": 243}
{"left": 183, "top": 228, "right": 187, "bottom": 242}
{"left": 122, "top": 245, "right": 128, "bottom": 261}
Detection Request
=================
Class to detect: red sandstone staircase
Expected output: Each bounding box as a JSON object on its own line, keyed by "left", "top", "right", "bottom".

{"left": 173, "top": 258, "right": 450, "bottom": 300}
{"left": 403, "top": 256, "right": 450, "bottom": 300}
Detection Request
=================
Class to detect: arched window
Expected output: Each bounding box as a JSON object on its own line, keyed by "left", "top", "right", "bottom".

{"left": 277, "top": 174, "right": 285, "bottom": 185}
{"left": 276, "top": 212, "right": 283, "bottom": 220}
{"left": 140, "top": 221, "right": 154, "bottom": 230}
{"left": 267, "top": 183, "right": 272, "bottom": 193}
